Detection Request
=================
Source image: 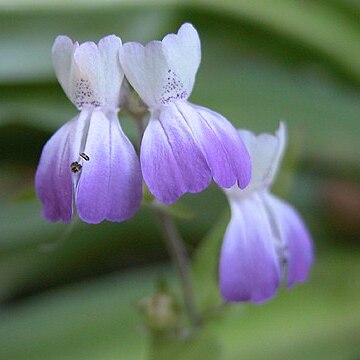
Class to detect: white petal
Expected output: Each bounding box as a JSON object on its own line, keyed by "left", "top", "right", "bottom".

{"left": 52, "top": 35, "right": 78, "bottom": 101}
{"left": 270, "top": 121, "right": 287, "bottom": 183}
{"left": 162, "top": 23, "right": 201, "bottom": 97}
{"left": 52, "top": 35, "right": 124, "bottom": 109}
{"left": 71, "top": 41, "right": 106, "bottom": 109}
{"left": 237, "top": 122, "right": 287, "bottom": 192}
{"left": 98, "top": 35, "right": 124, "bottom": 108}
{"left": 120, "top": 23, "right": 201, "bottom": 108}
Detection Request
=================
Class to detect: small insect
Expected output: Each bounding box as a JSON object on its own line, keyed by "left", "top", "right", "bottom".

{"left": 79, "top": 152, "right": 90, "bottom": 161}
{"left": 70, "top": 161, "right": 82, "bottom": 173}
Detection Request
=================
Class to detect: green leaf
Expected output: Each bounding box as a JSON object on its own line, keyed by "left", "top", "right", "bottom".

{"left": 0, "top": 6, "right": 176, "bottom": 83}
{"left": 0, "top": 187, "right": 225, "bottom": 302}
{"left": 0, "top": 266, "right": 164, "bottom": 360}
{"left": 204, "top": 250, "right": 360, "bottom": 359}
{"left": 150, "top": 330, "right": 221, "bottom": 360}
{"left": 2, "top": 252, "right": 360, "bottom": 359}
{"left": 192, "top": 0, "right": 360, "bottom": 83}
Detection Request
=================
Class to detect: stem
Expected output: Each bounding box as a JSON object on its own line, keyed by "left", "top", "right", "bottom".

{"left": 153, "top": 203, "right": 200, "bottom": 328}
{"left": 135, "top": 114, "right": 145, "bottom": 150}
{"left": 134, "top": 113, "right": 200, "bottom": 328}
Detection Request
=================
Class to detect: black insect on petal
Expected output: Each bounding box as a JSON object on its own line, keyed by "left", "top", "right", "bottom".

{"left": 80, "top": 152, "right": 90, "bottom": 161}
{"left": 71, "top": 161, "right": 82, "bottom": 173}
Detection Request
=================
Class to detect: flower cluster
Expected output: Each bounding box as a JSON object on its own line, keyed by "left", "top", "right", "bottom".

{"left": 35, "top": 23, "right": 313, "bottom": 303}
{"left": 36, "top": 23, "right": 251, "bottom": 223}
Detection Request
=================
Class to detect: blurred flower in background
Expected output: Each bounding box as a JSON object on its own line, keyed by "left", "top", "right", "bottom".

{"left": 220, "top": 123, "right": 313, "bottom": 304}
{"left": 0, "top": 1, "right": 359, "bottom": 359}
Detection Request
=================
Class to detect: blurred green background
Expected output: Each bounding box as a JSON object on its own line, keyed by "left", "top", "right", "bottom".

{"left": 0, "top": 0, "right": 360, "bottom": 359}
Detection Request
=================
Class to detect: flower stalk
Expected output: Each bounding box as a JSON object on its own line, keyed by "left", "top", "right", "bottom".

{"left": 133, "top": 112, "right": 200, "bottom": 330}
{"left": 153, "top": 203, "right": 200, "bottom": 329}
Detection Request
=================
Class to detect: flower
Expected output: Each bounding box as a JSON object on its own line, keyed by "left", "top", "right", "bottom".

{"left": 119, "top": 23, "right": 251, "bottom": 204}
{"left": 35, "top": 35, "right": 142, "bottom": 224}
{"left": 219, "top": 123, "right": 313, "bottom": 303}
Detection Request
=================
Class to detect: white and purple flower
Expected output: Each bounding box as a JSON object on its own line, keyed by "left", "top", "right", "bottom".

{"left": 119, "top": 23, "right": 251, "bottom": 204}
{"left": 219, "top": 123, "right": 313, "bottom": 303}
{"left": 35, "top": 35, "right": 142, "bottom": 224}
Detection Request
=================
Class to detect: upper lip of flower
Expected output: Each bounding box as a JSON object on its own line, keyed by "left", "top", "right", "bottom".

{"left": 52, "top": 34, "right": 124, "bottom": 110}
{"left": 119, "top": 23, "right": 201, "bottom": 109}
{"left": 226, "top": 122, "right": 287, "bottom": 198}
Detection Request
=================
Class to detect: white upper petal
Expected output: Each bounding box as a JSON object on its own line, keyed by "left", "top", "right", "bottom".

{"left": 52, "top": 35, "right": 79, "bottom": 101}
{"left": 98, "top": 35, "right": 124, "bottom": 108}
{"left": 72, "top": 41, "right": 106, "bottom": 108}
{"left": 227, "top": 122, "right": 287, "bottom": 198}
{"left": 120, "top": 23, "right": 201, "bottom": 108}
{"left": 52, "top": 35, "right": 123, "bottom": 109}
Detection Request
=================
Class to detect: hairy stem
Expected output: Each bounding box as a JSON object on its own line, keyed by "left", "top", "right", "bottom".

{"left": 153, "top": 203, "right": 200, "bottom": 328}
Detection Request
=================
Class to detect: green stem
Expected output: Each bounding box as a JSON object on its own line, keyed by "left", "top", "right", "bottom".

{"left": 153, "top": 203, "right": 200, "bottom": 329}
{"left": 133, "top": 110, "right": 200, "bottom": 328}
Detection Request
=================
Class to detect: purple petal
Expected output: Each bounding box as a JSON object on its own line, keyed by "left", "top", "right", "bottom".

{"left": 140, "top": 103, "right": 211, "bottom": 204}
{"left": 219, "top": 194, "right": 281, "bottom": 303}
{"left": 177, "top": 101, "right": 251, "bottom": 189}
{"left": 76, "top": 110, "right": 142, "bottom": 223}
{"left": 263, "top": 193, "right": 313, "bottom": 287}
{"left": 35, "top": 112, "right": 88, "bottom": 222}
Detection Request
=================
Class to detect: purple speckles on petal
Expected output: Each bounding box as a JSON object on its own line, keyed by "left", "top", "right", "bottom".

{"left": 119, "top": 24, "right": 200, "bottom": 108}
{"left": 74, "top": 78, "right": 102, "bottom": 109}
{"left": 52, "top": 35, "right": 123, "bottom": 110}
{"left": 160, "top": 69, "right": 188, "bottom": 105}
{"left": 39, "top": 34, "right": 138, "bottom": 224}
